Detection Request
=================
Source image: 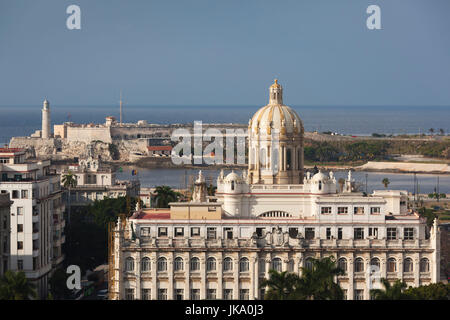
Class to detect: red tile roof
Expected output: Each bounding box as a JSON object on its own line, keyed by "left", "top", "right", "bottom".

{"left": 147, "top": 146, "right": 172, "bottom": 151}
{"left": 134, "top": 210, "right": 171, "bottom": 220}
{"left": 0, "top": 148, "right": 24, "bottom": 153}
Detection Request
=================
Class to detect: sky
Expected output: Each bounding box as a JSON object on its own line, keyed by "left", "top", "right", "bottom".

{"left": 0, "top": 0, "right": 450, "bottom": 107}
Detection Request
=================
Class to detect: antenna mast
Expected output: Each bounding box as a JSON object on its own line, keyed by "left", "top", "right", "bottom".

{"left": 119, "top": 90, "right": 123, "bottom": 126}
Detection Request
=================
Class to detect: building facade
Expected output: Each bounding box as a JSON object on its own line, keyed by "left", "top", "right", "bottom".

{"left": 0, "top": 193, "right": 13, "bottom": 277}
{"left": 110, "top": 80, "right": 440, "bottom": 300}
{"left": 0, "top": 148, "right": 65, "bottom": 298}
{"left": 60, "top": 155, "right": 140, "bottom": 206}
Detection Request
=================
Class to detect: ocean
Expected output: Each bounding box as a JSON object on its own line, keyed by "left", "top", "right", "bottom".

{"left": 1, "top": 105, "right": 449, "bottom": 145}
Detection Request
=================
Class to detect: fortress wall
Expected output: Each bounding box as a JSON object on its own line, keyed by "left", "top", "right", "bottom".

{"left": 66, "top": 127, "right": 112, "bottom": 143}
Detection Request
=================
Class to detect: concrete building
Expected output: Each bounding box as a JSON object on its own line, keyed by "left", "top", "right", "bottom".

{"left": 0, "top": 148, "right": 65, "bottom": 298}
{"left": 110, "top": 80, "right": 441, "bottom": 300}
{"left": 60, "top": 155, "right": 140, "bottom": 206}
{"left": 0, "top": 193, "right": 13, "bottom": 277}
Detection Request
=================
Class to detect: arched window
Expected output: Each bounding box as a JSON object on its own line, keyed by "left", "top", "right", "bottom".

{"left": 206, "top": 257, "right": 216, "bottom": 272}
{"left": 305, "top": 258, "right": 314, "bottom": 271}
{"left": 387, "top": 258, "right": 397, "bottom": 272}
{"left": 403, "top": 258, "right": 413, "bottom": 273}
{"left": 157, "top": 257, "right": 167, "bottom": 271}
{"left": 174, "top": 257, "right": 184, "bottom": 271}
{"left": 319, "top": 181, "right": 322, "bottom": 190}
{"left": 271, "top": 258, "right": 282, "bottom": 272}
{"left": 420, "top": 258, "right": 429, "bottom": 272}
{"left": 338, "top": 258, "right": 347, "bottom": 274}
{"left": 190, "top": 257, "right": 200, "bottom": 271}
{"left": 239, "top": 258, "right": 249, "bottom": 272}
{"left": 223, "top": 257, "right": 233, "bottom": 271}
{"left": 354, "top": 258, "right": 364, "bottom": 272}
{"left": 287, "top": 259, "right": 295, "bottom": 272}
{"left": 370, "top": 258, "right": 380, "bottom": 270}
{"left": 231, "top": 181, "right": 235, "bottom": 191}
{"left": 141, "top": 257, "right": 151, "bottom": 272}
{"left": 125, "top": 257, "right": 134, "bottom": 272}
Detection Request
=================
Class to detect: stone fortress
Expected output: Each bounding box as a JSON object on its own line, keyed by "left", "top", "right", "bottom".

{"left": 9, "top": 99, "right": 247, "bottom": 162}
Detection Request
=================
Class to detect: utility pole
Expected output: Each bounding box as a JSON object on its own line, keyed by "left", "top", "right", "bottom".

{"left": 437, "top": 176, "right": 440, "bottom": 202}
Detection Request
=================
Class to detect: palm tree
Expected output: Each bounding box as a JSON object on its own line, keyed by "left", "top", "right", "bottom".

{"left": 207, "top": 184, "right": 217, "bottom": 196}
{"left": 299, "top": 256, "right": 344, "bottom": 300}
{"left": 62, "top": 171, "right": 77, "bottom": 225}
{"left": 439, "top": 128, "right": 445, "bottom": 136}
{"left": 429, "top": 128, "right": 435, "bottom": 135}
{"left": 260, "top": 270, "right": 303, "bottom": 300}
{"left": 382, "top": 178, "right": 390, "bottom": 189}
{"left": 154, "top": 186, "right": 180, "bottom": 208}
{"left": 0, "top": 271, "right": 37, "bottom": 300}
{"left": 370, "top": 278, "right": 409, "bottom": 300}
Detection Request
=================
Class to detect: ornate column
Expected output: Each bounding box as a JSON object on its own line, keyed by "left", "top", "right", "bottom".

{"left": 184, "top": 252, "right": 190, "bottom": 299}
{"left": 217, "top": 252, "right": 223, "bottom": 299}
{"left": 414, "top": 253, "right": 420, "bottom": 287}
{"left": 136, "top": 252, "right": 141, "bottom": 300}
{"left": 233, "top": 253, "right": 239, "bottom": 299}
{"left": 151, "top": 252, "right": 157, "bottom": 300}
{"left": 348, "top": 253, "right": 354, "bottom": 300}
{"left": 200, "top": 254, "right": 206, "bottom": 300}
{"left": 168, "top": 252, "right": 174, "bottom": 300}
{"left": 249, "top": 255, "right": 255, "bottom": 300}
{"left": 254, "top": 255, "right": 260, "bottom": 300}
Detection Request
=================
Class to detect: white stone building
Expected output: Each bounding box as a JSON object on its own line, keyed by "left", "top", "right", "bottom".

{"left": 109, "top": 80, "right": 440, "bottom": 300}
{"left": 0, "top": 148, "right": 65, "bottom": 298}
{"left": 60, "top": 155, "right": 140, "bottom": 206}
{"left": 0, "top": 193, "right": 13, "bottom": 277}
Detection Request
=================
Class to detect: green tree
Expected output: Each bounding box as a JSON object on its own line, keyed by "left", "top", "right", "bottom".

{"left": 154, "top": 186, "right": 180, "bottom": 208}
{"left": 0, "top": 271, "right": 37, "bottom": 300}
{"left": 62, "top": 171, "right": 77, "bottom": 225}
{"left": 260, "top": 270, "right": 303, "bottom": 300}
{"left": 404, "top": 282, "right": 450, "bottom": 300}
{"left": 382, "top": 178, "right": 390, "bottom": 189}
{"left": 429, "top": 128, "right": 435, "bottom": 135}
{"left": 207, "top": 184, "right": 217, "bottom": 196}
{"left": 48, "top": 267, "right": 73, "bottom": 300}
{"left": 370, "top": 278, "right": 409, "bottom": 300}
{"left": 299, "top": 256, "right": 344, "bottom": 300}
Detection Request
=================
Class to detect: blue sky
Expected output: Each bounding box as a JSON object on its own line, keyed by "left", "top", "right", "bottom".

{"left": 1, "top": 0, "right": 450, "bottom": 107}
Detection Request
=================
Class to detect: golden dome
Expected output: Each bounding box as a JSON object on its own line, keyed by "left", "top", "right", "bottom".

{"left": 270, "top": 79, "right": 281, "bottom": 88}
{"left": 249, "top": 104, "right": 303, "bottom": 135}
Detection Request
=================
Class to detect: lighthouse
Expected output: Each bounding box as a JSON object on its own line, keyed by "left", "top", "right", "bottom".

{"left": 42, "top": 99, "right": 51, "bottom": 139}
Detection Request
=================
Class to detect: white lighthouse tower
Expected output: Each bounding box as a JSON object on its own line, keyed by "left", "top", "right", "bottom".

{"left": 41, "top": 98, "right": 51, "bottom": 139}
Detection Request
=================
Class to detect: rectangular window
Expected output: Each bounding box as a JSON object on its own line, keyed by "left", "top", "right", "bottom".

{"left": 21, "top": 190, "right": 28, "bottom": 199}
{"left": 191, "top": 227, "right": 200, "bottom": 237}
{"left": 157, "top": 289, "right": 167, "bottom": 300}
{"left": 17, "top": 207, "right": 24, "bottom": 215}
{"left": 207, "top": 227, "right": 216, "bottom": 240}
{"left": 12, "top": 190, "right": 19, "bottom": 199}
{"left": 370, "top": 207, "right": 381, "bottom": 215}
{"left": 387, "top": 228, "right": 397, "bottom": 240}
{"left": 140, "top": 227, "right": 150, "bottom": 237}
{"left": 305, "top": 228, "right": 315, "bottom": 240}
{"left": 354, "top": 289, "right": 364, "bottom": 300}
{"left": 256, "top": 228, "right": 265, "bottom": 237}
{"left": 403, "top": 228, "right": 414, "bottom": 240}
{"left": 223, "top": 289, "right": 233, "bottom": 300}
{"left": 338, "top": 228, "right": 343, "bottom": 240}
{"left": 260, "top": 288, "right": 266, "bottom": 300}
{"left": 141, "top": 289, "right": 151, "bottom": 300}
{"left": 368, "top": 227, "right": 378, "bottom": 238}
{"left": 175, "top": 289, "right": 184, "bottom": 300}
{"left": 342, "top": 289, "right": 347, "bottom": 300}
{"left": 354, "top": 207, "right": 365, "bottom": 215}
{"left": 125, "top": 288, "right": 134, "bottom": 300}
{"left": 326, "top": 228, "right": 332, "bottom": 240}
{"left": 223, "top": 227, "right": 233, "bottom": 239}
{"left": 354, "top": 228, "right": 364, "bottom": 240}
{"left": 288, "top": 228, "right": 298, "bottom": 238}
{"left": 207, "top": 289, "right": 216, "bottom": 300}
{"left": 338, "top": 207, "right": 348, "bottom": 214}
{"left": 17, "top": 224, "right": 23, "bottom": 232}
{"left": 17, "top": 260, "right": 23, "bottom": 270}
{"left": 190, "top": 289, "right": 200, "bottom": 300}
{"left": 158, "top": 227, "right": 168, "bottom": 237}
{"left": 321, "top": 207, "right": 332, "bottom": 214}
{"left": 239, "top": 289, "right": 249, "bottom": 300}
{"left": 17, "top": 241, "right": 23, "bottom": 250}
{"left": 208, "top": 206, "right": 216, "bottom": 212}
{"left": 174, "top": 227, "right": 184, "bottom": 237}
